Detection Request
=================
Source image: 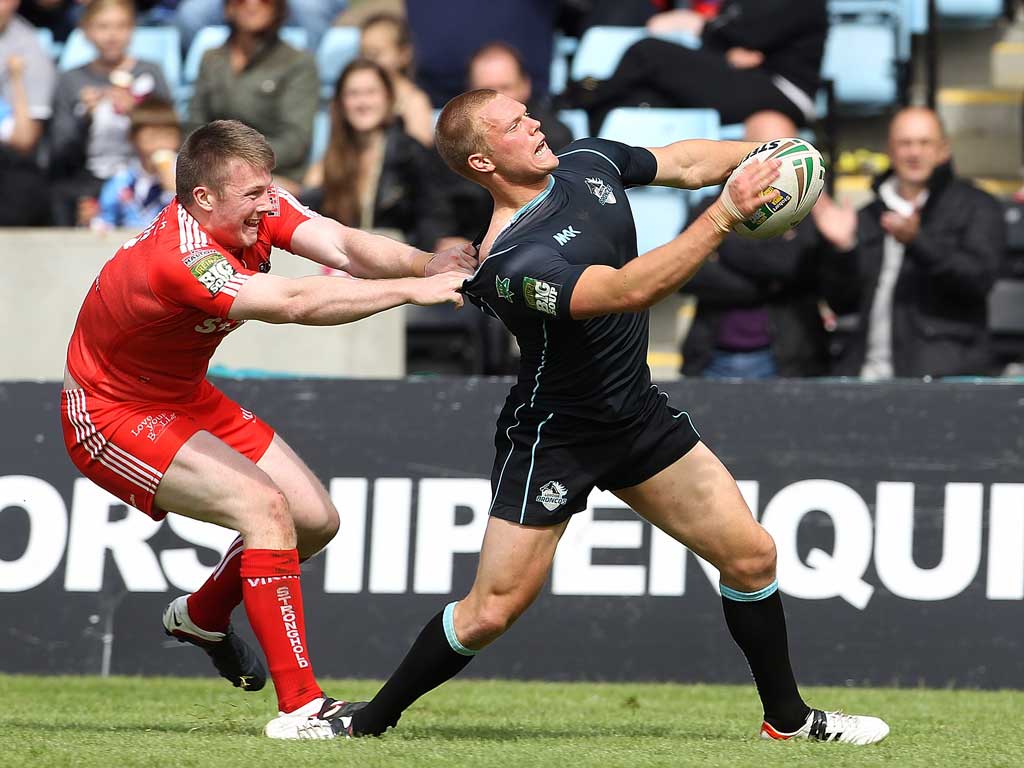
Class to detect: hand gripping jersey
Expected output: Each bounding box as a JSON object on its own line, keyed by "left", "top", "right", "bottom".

{"left": 66, "top": 187, "right": 315, "bottom": 402}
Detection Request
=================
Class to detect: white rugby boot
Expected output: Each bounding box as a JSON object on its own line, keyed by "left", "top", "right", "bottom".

{"left": 265, "top": 697, "right": 362, "bottom": 740}
{"left": 760, "top": 708, "right": 890, "bottom": 745}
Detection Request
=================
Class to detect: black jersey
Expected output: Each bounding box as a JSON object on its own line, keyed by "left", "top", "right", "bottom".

{"left": 462, "top": 138, "right": 659, "bottom": 423}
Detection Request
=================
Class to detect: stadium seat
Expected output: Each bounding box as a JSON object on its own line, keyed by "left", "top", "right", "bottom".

{"left": 598, "top": 107, "right": 719, "bottom": 145}
{"left": 570, "top": 26, "right": 700, "bottom": 82}
{"left": 549, "top": 34, "right": 578, "bottom": 96}
{"left": 627, "top": 187, "right": 689, "bottom": 255}
{"left": 823, "top": 3, "right": 903, "bottom": 113}
{"left": 937, "top": 0, "right": 1003, "bottom": 24}
{"left": 59, "top": 26, "right": 182, "bottom": 91}
{"left": 309, "top": 108, "right": 330, "bottom": 164}
{"left": 558, "top": 108, "right": 589, "bottom": 140}
{"left": 316, "top": 26, "right": 360, "bottom": 100}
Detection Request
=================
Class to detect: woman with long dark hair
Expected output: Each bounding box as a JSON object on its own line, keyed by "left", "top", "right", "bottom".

{"left": 187, "top": 0, "right": 317, "bottom": 192}
{"left": 303, "top": 59, "right": 454, "bottom": 251}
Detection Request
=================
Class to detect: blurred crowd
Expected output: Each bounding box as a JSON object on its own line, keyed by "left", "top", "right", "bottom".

{"left": 0, "top": 0, "right": 1016, "bottom": 378}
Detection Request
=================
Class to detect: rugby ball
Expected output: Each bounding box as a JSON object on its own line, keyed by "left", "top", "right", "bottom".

{"left": 726, "top": 138, "right": 826, "bottom": 240}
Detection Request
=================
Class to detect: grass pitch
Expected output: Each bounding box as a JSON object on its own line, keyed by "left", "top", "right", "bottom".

{"left": 2, "top": 675, "right": 1021, "bottom": 768}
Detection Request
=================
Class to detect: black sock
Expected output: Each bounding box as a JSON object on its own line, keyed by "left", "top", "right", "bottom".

{"left": 352, "top": 603, "right": 475, "bottom": 736}
{"left": 721, "top": 584, "right": 810, "bottom": 732}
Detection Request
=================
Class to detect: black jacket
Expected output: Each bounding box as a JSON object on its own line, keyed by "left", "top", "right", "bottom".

{"left": 823, "top": 163, "right": 1005, "bottom": 378}
{"left": 702, "top": 0, "right": 828, "bottom": 99}
{"left": 682, "top": 197, "right": 829, "bottom": 377}
{"left": 303, "top": 123, "right": 456, "bottom": 251}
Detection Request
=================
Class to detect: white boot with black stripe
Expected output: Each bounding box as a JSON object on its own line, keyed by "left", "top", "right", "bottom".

{"left": 761, "top": 708, "right": 890, "bottom": 745}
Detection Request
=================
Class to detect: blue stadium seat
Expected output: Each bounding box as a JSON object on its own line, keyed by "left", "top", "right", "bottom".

{"left": 598, "top": 107, "right": 719, "bottom": 145}
{"left": 59, "top": 26, "right": 181, "bottom": 91}
{"left": 829, "top": 0, "right": 915, "bottom": 59}
{"left": 823, "top": 4, "right": 902, "bottom": 113}
{"left": 558, "top": 108, "right": 589, "bottom": 140}
{"left": 309, "top": 108, "right": 330, "bottom": 164}
{"left": 627, "top": 187, "right": 689, "bottom": 254}
{"left": 937, "top": 0, "right": 1003, "bottom": 24}
{"left": 549, "top": 34, "right": 578, "bottom": 96}
{"left": 570, "top": 26, "right": 700, "bottom": 82}
{"left": 316, "top": 26, "right": 360, "bottom": 100}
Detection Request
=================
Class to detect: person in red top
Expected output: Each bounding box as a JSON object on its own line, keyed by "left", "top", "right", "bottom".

{"left": 61, "top": 119, "right": 473, "bottom": 740}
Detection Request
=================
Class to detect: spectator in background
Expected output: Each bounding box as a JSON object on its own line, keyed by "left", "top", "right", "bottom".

{"left": 50, "top": 0, "right": 171, "bottom": 226}
{"left": 468, "top": 42, "right": 572, "bottom": 151}
{"left": 301, "top": 59, "right": 455, "bottom": 251}
{"left": 358, "top": 12, "right": 433, "bottom": 147}
{"left": 92, "top": 95, "right": 180, "bottom": 229}
{"left": 567, "top": 0, "right": 826, "bottom": 134}
{"left": 815, "top": 106, "right": 1005, "bottom": 379}
{"left": 0, "top": 0, "right": 55, "bottom": 225}
{"left": 681, "top": 111, "right": 829, "bottom": 378}
{"left": 175, "top": 0, "right": 346, "bottom": 52}
{"left": 187, "top": 0, "right": 318, "bottom": 193}
{"left": 404, "top": 0, "right": 557, "bottom": 107}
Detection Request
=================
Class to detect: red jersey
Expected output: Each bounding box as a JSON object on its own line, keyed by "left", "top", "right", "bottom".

{"left": 66, "top": 187, "right": 316, "bottom": 402}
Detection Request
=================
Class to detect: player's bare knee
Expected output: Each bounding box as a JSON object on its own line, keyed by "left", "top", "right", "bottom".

{"left": 723, "top": 529, "right": 776, "bottom": 589}
{"left": 258, "top": 485, "right": 295, "bottom": 539}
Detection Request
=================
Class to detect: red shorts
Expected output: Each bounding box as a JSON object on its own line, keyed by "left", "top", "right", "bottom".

{"left": 61, "top": 379, "right": 275, "bottom": 520}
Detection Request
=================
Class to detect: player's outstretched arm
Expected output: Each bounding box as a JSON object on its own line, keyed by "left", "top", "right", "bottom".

{"left": 289, "top": 216, "right": 477, "bottom": 279}
{"left": 647, "top": 140, "right": 761, "bottom": 190}
{"left": 569, "top": 158, "right": 780, "bottom": 320}
{"left": 227, "top": 271, "right": 466, "bottom": 326}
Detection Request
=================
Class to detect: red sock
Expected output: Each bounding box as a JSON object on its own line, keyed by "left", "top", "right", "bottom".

{"left": 240, "top": 548, "right": 322, "bottom": 713}
{"left": 186, "top": 535, "right": 244, "bottom": 633}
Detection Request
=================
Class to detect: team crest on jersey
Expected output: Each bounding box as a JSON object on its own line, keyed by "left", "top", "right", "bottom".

{"left": 187, "top": 252, "right": 238, "bottom": 295}
{"left": 585, "top": 177, "right": 616, "bottom": 205}
{"left": 495, "top": 275, "right": 514, "bottom": 302}
{"left": 536, "top": 481, "right": 568, "bottom": 511}
{"left": 523, "top": 277, "right": 559, "bottom": 316}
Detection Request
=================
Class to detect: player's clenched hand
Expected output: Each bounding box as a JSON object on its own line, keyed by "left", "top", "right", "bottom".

{"left": 708, "top": 158, "right": 782, "bottom": 232}
{"left": 411, "top": 271, "right": 466, "bottom": 309}
{"left": 425, "top": 240, "right": 479, "bottom": 276}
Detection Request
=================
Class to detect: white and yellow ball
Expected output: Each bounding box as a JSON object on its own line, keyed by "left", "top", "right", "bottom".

{"left": 726, "top": 138, "right": 826, "bottom": 240}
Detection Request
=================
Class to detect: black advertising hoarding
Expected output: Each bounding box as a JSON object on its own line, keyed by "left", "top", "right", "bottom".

{"left": 1, "top": 379, "right": 1022, "bottom": 687}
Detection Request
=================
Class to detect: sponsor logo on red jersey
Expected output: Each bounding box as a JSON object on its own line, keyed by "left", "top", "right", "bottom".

{"left": 187, "top": 252, "right": 239, "bottom": 296}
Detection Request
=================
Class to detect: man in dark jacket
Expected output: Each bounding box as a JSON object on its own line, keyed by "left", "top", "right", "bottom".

{"left": 814, "top": 106, "right": 1005, "bottom": 378}
{"left": 568, "top": 0, "right": 827, "bottom": 132}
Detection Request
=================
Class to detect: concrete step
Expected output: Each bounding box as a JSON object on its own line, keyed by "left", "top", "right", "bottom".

{"left": 937, "top": 88, "right": 1022, "bottom": 178}
{"left": 992, "top": 41, "right": 1024, "bottom": 90}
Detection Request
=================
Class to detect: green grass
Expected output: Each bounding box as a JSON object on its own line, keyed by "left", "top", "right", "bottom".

{"left": 2, "top": 675, "right": 1022, "bottom": 768}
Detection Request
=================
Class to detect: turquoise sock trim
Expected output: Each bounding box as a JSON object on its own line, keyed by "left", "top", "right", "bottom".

{"left": 720, "top": 579, "right": 779, "bottom": 602}
{"left": 442, "top": 601, "right": 477, "bottom": 657}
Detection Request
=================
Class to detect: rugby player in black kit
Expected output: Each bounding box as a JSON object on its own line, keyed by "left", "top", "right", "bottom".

{"left": 304, "top": 90, "right": 889, "bottom": 745}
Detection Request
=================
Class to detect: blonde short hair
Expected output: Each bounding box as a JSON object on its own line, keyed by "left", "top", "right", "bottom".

{"left": 435, "top": 89, "right": 498, "bottom": 180}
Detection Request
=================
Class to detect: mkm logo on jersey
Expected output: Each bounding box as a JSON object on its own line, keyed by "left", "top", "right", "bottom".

{"left": 552, "top": 225, "right": 581, "bottom": 247}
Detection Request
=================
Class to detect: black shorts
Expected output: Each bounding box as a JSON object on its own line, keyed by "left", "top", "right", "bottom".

{"left": 487, "top": 388, "right": 701, "bottom": 526}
